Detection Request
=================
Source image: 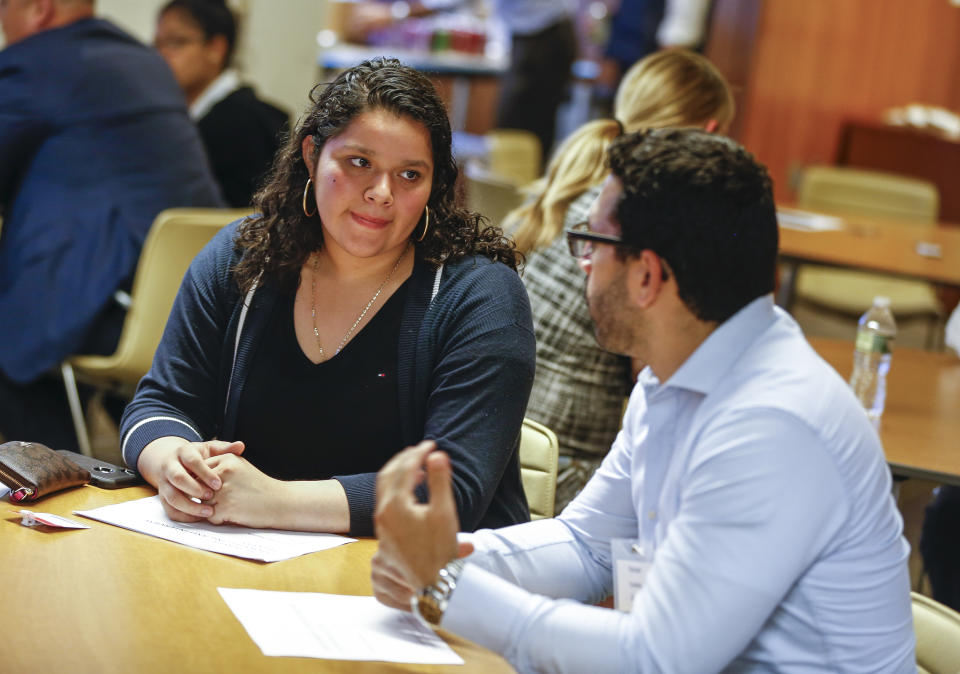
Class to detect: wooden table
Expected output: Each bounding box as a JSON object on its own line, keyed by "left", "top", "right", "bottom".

{"left": 1, "top": 486, "right": 512, "bottom": 673}
{"left": 776, "top": 213, "right": 960, "bottom": 307}
{"left": 811, "top": 337, "right": 960, "bottom": 485}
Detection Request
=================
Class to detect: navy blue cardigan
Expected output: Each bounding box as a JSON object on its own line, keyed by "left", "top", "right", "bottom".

{"left": 120, "top": 222, "right": 535, "bottom": 535}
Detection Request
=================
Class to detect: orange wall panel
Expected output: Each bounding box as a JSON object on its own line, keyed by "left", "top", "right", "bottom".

{"left": 732, "top": 0, "right": 960, "bottom": 202}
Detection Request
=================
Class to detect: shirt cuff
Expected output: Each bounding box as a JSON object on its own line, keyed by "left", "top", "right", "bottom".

{"left": 442, "top": 563, "right": 538, "bottom": 655}
{"left": 441, "top": 561, "right": 628, "bottom": 673}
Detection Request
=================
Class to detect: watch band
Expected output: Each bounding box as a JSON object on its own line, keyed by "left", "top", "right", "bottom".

{"left": 413, "top": 558, "right": 466, "bottom": 626}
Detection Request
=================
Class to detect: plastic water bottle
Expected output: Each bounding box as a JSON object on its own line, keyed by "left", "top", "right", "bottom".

{"left": 849, "top": 296, "right": 897, "bottom": 429}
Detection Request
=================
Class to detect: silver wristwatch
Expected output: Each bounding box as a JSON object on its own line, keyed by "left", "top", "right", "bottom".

{"left": 413, "top": 558, "right": 466, "bottom": 626}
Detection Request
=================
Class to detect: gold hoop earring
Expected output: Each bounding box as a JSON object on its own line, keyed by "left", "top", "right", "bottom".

{"left": 415, "top": 206, "right": 430, "bottom": 242}
{"left": 302, "top": 178, "right": 317, "bottom": 217}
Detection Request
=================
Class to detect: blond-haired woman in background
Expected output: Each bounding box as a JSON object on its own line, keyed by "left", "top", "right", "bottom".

{"left": 508, "top": 48, "right": 734, "bottom": 511}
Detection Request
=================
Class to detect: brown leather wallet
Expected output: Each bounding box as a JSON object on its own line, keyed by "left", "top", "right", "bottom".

{"left": 0, "top": 441, "right": 90, "bottom": 502}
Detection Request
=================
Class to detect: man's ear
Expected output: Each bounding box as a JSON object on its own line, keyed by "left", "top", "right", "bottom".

{"left": 31, "top": 0, "right": 57, "bottom": 31}
{"left": 626, "top": 249, "right": 667, "bottom": 309}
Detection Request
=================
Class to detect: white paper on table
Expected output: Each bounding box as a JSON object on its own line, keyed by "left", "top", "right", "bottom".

{"left": 75, "top": 496, "right": 354, "bottom": 562}
{"left": 777, "top": 207, "right": 844, "bottom": 231}
{"left": 218, "top": 588, "right": 464, "bottom": 665}
{"left": 0, "top": 481, "right": 9, "bottom": 500}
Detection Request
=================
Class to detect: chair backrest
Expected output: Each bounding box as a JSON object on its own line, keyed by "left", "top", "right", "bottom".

{"left": 486, "top": 129, "right": 542, "bottom": 186}
{"left": 519, "top": 418, "right": 559, "bottom": 520}
{"left": 912, "top": 592, "right": 960, "bottom": 674}
{"left": 70, "top": 208, "right": 251, "bottom": 383}
{"left": 464, "top": 165, "right": 525, "bottom": 229}
{"left": 798, "top": 165, "right": 939, "bottom": 224}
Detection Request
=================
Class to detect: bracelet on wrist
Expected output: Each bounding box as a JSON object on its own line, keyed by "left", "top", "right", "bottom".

{"left": 412, "top": 558, "right": 466, "bottom": 626}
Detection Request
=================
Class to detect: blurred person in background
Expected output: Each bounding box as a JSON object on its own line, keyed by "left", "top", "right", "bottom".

{"left": 0, "top": 0, "right": 222, "bottom": 451}
{"left": 155, "top": 0, "right": 289, "bottom": 208}
{"left": 507, "top": 48, "right": 733, "bottom": 511}
{"left": 596, "top": 0, "right": 715, "bottom": 106}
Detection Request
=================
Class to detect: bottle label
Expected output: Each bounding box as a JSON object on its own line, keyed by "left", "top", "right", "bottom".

{"left": 855, "top": 330, "right": 892, "bottom": 354}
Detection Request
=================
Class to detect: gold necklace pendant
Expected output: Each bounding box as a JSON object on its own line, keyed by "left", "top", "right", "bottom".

{"left": 310, "top": 256, "right": 326, "bottom": 359}
{"left": 310, "top": 243, "right": 411, "bottom": 360}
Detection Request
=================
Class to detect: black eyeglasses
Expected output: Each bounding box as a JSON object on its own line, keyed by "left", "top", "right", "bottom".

{"left": 566, "top": 221, "right": 629, "bottom": 258}
{"left": 566, "top": 221, "right": 671, "bottom": 280}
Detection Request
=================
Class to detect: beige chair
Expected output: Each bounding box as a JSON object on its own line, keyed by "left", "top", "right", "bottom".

{"left": 486, "top": 129, "right": 542, "bottom": 187}
{"left": 519, "top": 418, "right": 559, "bottom": 519}
{"left": 62, "top": 208, "right": 251, "bottom": 455}
{"left": 464, "top": 163, "right": 525, "bottom": 229}
{"left": 462, "top": 129, "right": 539, "bottom": 228}
{"left": 912, "top": 592, "right": 960, "bottom": 674}
{"left": 793, "top": 166, "right": 943, "bottom": 338}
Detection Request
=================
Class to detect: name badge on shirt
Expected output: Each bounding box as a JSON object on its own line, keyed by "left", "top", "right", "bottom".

{"left": 612, "top": 538, "right": 653, "bottom": 612}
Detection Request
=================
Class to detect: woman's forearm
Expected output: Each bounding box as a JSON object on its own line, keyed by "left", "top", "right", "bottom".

{"left": 271, "top": 479, "right": 351, "bottom": 533}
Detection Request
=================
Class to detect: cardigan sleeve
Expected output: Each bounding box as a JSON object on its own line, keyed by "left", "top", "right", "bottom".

{"left": 336, "top": 258, "right": 536, "bottom": 535}
{"left": 119, "top": 222, "right": 241, "bottom": 469}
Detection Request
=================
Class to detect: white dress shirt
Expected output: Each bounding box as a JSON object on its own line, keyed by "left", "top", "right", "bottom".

{"left": 445, "top": 295, "right": 915, "bottom": 673}
{"left": 657, "top": 0, "right": 713, "bottom": 47}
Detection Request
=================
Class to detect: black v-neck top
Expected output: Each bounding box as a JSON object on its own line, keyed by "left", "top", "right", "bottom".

{"left": 234, "top": 279, "right": 409, "bottom": 480}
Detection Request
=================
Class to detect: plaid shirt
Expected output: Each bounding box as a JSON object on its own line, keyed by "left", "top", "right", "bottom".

{"left": 520, "top": 186, "right": 633, "bottom": 464}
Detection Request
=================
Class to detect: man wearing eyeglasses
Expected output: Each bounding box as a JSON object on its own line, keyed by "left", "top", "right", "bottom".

{"left": 372, "top": 129, "right": 915, "bottom": 672}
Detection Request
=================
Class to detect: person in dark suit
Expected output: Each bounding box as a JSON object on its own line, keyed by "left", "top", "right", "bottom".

{"left": 154, "top": 0, "right": 289, "bottom": 208}
{"left": 0, "top": 0, "right": 223, "bottom": 451}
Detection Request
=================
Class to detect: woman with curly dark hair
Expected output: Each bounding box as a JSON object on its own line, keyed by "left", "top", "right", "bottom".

{"left": 120, "top": 58, "right": 535, "bottom": 536}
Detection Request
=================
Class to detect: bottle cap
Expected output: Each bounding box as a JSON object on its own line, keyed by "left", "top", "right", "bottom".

{"left": 873, "top": 295, "right": 891, "bottom": 308}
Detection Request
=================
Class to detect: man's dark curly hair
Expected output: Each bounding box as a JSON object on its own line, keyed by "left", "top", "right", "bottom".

{"left": 607, "top": 128, "right": 778, "bottom": 323}
{"left": 233, "top": 57, "right": 519, "bottom": 293}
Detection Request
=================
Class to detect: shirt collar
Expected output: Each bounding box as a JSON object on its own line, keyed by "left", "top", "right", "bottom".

{"left": 639, "top": 294, "right": 778, "bottom": 396}
{"left": 189, "top": 69, "right": 241, "bottom": 120}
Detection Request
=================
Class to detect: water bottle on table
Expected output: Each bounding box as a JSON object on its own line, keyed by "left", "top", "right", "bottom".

{"left": 849, "top": 295, "right": 897, "bottom": 429}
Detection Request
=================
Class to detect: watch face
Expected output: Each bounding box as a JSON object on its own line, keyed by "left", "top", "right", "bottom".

{"left": 417, "top": 595, "right": 443, "bottom": 626}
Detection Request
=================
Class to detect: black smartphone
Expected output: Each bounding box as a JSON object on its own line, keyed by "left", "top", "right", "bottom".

{"left": 56, "top": 450, "right": 144, "bottom": 489}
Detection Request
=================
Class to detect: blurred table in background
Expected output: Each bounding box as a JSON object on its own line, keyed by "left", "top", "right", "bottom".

{"left": 777, "top": 210, "right": 960, "bottom": 312}
{"left": 812, "top": 337, "right": 960, "bottom": 486}
{"left": 835, "top": 120, "right": 960, "bottom": 314}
